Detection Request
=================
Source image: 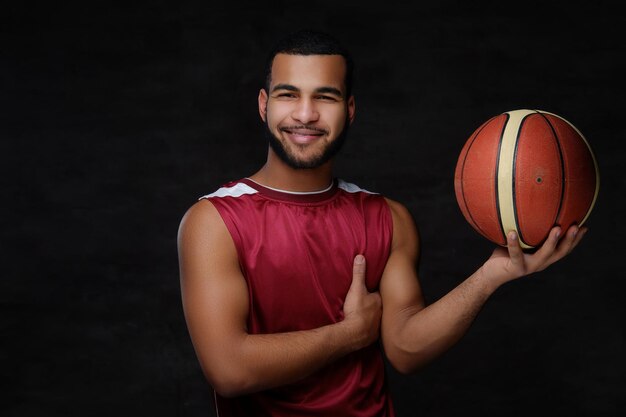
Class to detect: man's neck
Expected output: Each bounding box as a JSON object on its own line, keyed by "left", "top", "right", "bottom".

{"left": 249, "top": 149, "right": 334, "bottom": 193}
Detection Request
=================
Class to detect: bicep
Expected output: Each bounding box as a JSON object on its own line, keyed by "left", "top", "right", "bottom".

{"left": 177, "top": 200, "right": 249, "bottom": 380}
{"left": 380, "top": 199, "right": 425, "bottom": 349}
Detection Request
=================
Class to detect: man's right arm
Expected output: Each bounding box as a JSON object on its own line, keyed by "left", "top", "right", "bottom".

{"left": 177, "top": 199, "right": 381, "bottom": 398}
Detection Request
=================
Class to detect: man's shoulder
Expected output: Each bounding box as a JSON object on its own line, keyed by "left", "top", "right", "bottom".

{"left": 338, "top": 181, "right": 414, "bottom": 231}
{"left": 383, "top": 196, "right": 409, "bottom": 213}
{"left": 178, "top": 198, "right": 224, "bottom": 240}
{"left": 185, "top": 178, "right": 262, "bottom": 231}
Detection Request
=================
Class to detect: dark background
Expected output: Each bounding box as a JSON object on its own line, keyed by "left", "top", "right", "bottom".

{"left": 3, "top": 1, "right": 624, "bottom": 416}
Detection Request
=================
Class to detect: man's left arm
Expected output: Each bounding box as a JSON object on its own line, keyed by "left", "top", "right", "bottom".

{"left": 379, "top": 198, "right": 586, "bottom": 374}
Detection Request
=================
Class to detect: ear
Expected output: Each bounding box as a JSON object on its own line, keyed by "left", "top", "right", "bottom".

{"left": 347, "top": 95, "right": 356, "bottom": 125}
{"left": 258, "top": 88, "right": 268, "bottom": 122}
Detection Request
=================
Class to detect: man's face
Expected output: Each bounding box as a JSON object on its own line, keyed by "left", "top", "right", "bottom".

{"left": 258, "top": 53, "right": 355, "bottom": 169}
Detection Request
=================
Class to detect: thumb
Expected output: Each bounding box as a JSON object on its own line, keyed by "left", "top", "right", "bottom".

{"left": 506, "top": 230, "right": 524, "bottom": 266}
{"left": 350, "top": 254, "right": 367, "bottom": 288}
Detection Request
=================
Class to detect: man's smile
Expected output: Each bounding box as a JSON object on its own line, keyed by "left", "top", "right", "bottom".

{"left": 280, "top": 126, "right": 328, "bottom": 144}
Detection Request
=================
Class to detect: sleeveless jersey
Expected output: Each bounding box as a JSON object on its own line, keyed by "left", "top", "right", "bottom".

{"left": 201, "top": 177, "right": 395, "bottom": 417}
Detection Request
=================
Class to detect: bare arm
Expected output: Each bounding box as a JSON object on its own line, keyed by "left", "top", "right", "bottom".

{"left": 177, "top": 200, "right": 381, "bottom": 397}
{"left": 380, "top": 198, "right": 586, "bottom": 374}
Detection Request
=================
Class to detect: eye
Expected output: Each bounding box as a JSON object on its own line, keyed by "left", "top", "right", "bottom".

{"left": 275, "top": 93, "right": 297, "bottom": 99}
{"left": 316, "top": 95, "right": 337, "bottom": 101}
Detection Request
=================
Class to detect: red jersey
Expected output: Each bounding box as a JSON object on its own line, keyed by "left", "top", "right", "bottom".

{"left": 202, "top": 178, "right": 395, "bottom": 417}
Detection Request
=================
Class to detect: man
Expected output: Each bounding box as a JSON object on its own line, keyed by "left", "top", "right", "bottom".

{"left": 177, "top": 30, "right": 586, "bottom": 416}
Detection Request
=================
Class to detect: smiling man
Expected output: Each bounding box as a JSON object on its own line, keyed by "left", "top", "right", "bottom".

{"left": 261, "top": 53, "right": 353, "bottom": 170}
{"left": 177, "top": 30, "right": 586, "bottom": 417}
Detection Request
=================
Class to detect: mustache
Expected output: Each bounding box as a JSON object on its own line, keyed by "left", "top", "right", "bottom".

{"left": 279, "top": 125, "right": 328, "bottom": 134}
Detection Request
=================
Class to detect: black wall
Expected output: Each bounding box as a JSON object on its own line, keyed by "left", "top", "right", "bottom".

{"left": 3, "top": 1, "right": 624, "bottom": 416}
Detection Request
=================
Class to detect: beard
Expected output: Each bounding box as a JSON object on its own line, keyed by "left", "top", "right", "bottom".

{"left": 264, "top": 117, "right": 350, "bottom": 170}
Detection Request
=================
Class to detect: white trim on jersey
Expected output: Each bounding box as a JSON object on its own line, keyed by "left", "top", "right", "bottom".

{"left": 244, "top": 178, "right": 335, "bottom": 195}
{"left": 200, "top": 182, "right": 259, "bottom": 199}
{"left": 337, "top": 179, "right": 376, "bottom": 194}
{"left": 201, "top": 179, "right": 377, "bottom": 200}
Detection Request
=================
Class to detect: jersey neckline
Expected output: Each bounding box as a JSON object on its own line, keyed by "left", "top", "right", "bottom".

{"left": 240, "top": 178, "right": 339, "bottom": 203}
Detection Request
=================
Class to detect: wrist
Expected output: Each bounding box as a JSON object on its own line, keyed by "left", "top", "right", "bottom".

{"left": 475, "top": 265, "right": 504, "bottom": 295}
{"left": 334, "top": 317, "right": 366, "bottom": 353}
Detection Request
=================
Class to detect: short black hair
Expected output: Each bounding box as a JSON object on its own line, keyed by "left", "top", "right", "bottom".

{"left": 264, "top": 29, "right": 354, "bottom": 97}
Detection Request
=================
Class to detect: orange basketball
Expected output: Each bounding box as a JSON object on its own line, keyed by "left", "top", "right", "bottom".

{"left": 454, "top": 109, "right": 600, "bottom": 249}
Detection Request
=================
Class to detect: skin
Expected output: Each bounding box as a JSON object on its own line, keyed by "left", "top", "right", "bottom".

{"left": 177, "top": 53, "right": 587, "bottom": 398}
{"left": 254, "top": 53, "right": 355, "bottom": 191}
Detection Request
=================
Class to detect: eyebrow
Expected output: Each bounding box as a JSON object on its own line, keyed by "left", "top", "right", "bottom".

{"left": 272, "top": 84, "right": 299, "bottom": 93}
{"left": 272, "top": 84, "right": 343, "bottom": 97}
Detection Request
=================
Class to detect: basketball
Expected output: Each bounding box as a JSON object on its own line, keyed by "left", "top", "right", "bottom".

{"left": 454, "top": 109, "right": 600, "bottom": 249}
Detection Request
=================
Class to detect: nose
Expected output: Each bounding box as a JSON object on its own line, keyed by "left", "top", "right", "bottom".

{"left": 291, "top": 97, "right": 319, "bottom": 124}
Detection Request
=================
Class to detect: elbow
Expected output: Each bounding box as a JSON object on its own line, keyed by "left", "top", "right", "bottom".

{"left": 207, "top": 372, "right": 254, "bottom": 399}
{"left": 211, "top": 379, "right": 248, "bottom": 399}
{"left": 383, "top": 341, "right": 432, "bottom": 375}
{"left": 386, "top": 354, "right": 424, "bottom": 375}
{"left": 190, "top": 340, "right": 254, "bottom": 398}
{"left": 201, "top": 363, "right": 256, "bottom": 398}
{"left": 194, "top": 339, "right": 263, "bottom": 398}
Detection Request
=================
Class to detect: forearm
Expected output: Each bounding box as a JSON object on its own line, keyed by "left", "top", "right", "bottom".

{"left": 386, "top": 268, "right": 499, "bottom": 373}
{"left": 207, "top": 321, "right": 359, "bottom": 397}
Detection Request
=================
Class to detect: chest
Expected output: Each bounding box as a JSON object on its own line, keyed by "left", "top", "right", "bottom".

{"left": 228, "top": 196, "right": 392, "bottom": 332}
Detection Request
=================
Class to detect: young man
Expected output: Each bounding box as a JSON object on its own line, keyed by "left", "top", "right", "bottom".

{"left": 177, "top": 30, "right": 586, "bottom": 416}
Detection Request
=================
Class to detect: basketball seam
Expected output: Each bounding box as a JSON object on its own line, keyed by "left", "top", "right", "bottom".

{"left": 540, "top": 111, "right": 600, "bottom": 227}
{"left": 494, "top": 113, "right": 510, "bottom": 246}
{"left": 511, "top": 116, "right": 522, "bottom": 245}
{"left": 498, "top": 109, "right": 538, "bottom": 249}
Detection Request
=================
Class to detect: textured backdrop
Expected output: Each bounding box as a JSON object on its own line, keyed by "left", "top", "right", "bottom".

{"left": 3, "top": 1, "right": 624, "bottom": 416}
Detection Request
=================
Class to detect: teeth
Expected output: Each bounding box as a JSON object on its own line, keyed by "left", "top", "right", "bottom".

{"left": 282, "top": 127, "right": 325, "bottom": 135}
